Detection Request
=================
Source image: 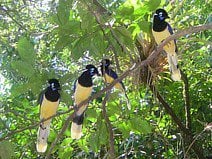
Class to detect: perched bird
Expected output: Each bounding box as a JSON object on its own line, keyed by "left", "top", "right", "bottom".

{"left": 71, "top": 64, "right": 99, "bottom": 139}
{"left": 36, "top": 79, "right": 61, "bottom": 153}
{"left": 152, "top": 8, "right": 181, "bottom": 81}
{"left": 100, "top": 59, "right": 130, "bottom": 109}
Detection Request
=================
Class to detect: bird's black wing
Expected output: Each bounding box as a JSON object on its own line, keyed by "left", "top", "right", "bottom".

{"left": 167, "top": 23, "right": 178, "bottom": 52}
{"left": 107, "top": 69, "right": 118, "bottom": 79}
{"left": 37, "top": 89, "right": 45, "bottom": 106}
{"left": 107, "top": 69, "right": 126, "bottom": 91}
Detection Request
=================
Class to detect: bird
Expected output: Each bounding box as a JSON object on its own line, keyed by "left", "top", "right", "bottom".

{"left": 36, "top": 79, "right": 61, "bottom": 153}
{"left": 152, "top": 8, "right": 181, "bottom": 81}
{"left": 100, "top": 59, "right": 130, "bottom": 109}
{"left": 71, "top": 64, "right": 99, "bottom": 139}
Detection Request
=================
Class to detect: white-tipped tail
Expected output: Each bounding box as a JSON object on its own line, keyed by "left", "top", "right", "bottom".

{"left": 171, "top": 69, "right": 181, "bottom": 81}
{"left": 71, "top": 122, "right": 82, "bottom": 139}
{"left": 167, "top": 53, "right": 181, "bottom": 81}
{"left": 36, "top": 124, "right": 50, "bottom": 153}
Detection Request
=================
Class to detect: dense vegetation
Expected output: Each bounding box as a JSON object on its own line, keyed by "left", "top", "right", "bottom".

{"left": 0, "top": 0, "right": 211, "bottom": 158}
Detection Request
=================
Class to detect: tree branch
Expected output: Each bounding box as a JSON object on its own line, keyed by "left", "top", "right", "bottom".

{"left": 181, "top": 70, "right": 192, "bottom": 129}
{"left": 102, "top": 91, "right": 115, "bottom": 158}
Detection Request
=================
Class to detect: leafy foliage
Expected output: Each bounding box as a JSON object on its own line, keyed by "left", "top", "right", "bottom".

{"left": 0, "top": 0, "right": 211, "bottom": 158}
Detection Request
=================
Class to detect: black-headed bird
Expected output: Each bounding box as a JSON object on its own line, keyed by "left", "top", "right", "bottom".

{"left": 36, "top": 79, "right": 61, "bottom": 153}
{"left": 100, "top": 59, "right": 130, "bottom": 109}
{"left": 71, "top": 64, "right": 99, "bottom": 139}
{"left": 152, "top": 8, "right": 181, "bottom": 81}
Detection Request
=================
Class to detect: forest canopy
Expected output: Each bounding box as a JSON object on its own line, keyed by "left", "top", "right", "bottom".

{"left": 0, "top": 0, "right": 211, "bottom": 158}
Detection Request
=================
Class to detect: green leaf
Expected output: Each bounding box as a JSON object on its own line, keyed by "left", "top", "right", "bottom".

{"left": 60, "top": 73, "right": 74, "bottom": 83}
{"left": 130, "top": 117, "right": 152, "bottom": 134}
{"left": 113, "top": 27, "right": 135, "bottom": 52}
{"left": 71, "top": 37, "right": 89, "bottom": 60}
{"left": 138, "top": 21, "right": 151, "bottom": 34}
{"left": 11, "top": 60, "right": 35, "bottom": 78}
{"left": 98, "top": 120, "right": 108, "bottom": 145}
{"left": 86, "top": 108, "right": 98, "bottom": 121}
{"left": 89, "top": 133, "right": 99, "bottom": 152}
{"left": 55, "top": 21, "right": 81, "bottom": 50}
{"left": 61, "top": 90, "right": 72, "bottom": 105}
{"left": 55, "top": 35, "right": 73, "bottom": 50}
{"left": 11, "top": 83, "right": 29, "bottom": 97}
{"left": 61, "top": 137, "right": 73, "bottom": 146}
{"left": 59, "top": 147, "right": 73, "bottom": 159}
{"left": 90, "top": 32, "right": 107, "bottom": 56}
{"left": 107, "top": 101, "right": 122, "bottom": 117}
{"left": 56, "top": 0, "right": 71, "bottom": 25}
{"left": 58, "top": 20, "right": 81, "bottom": 36}
{"left": 80, "top": 12, "right": 95, "bottom": 31}
{"left": 145, "top": 0, "right": 161, "bottom": 11}
{"left": 77, "top": 138, "right": 89, "bottom": 153}
{"left": 128, "top": 23, "right": 141, "bottom": 39}
{"left": 0, "top": 141, "right": 15, "bottom": 159}
{"left": 118, "top": 5, "right": 134, "bottom": 16}
{"left": 28, "top": 75, "right": 44, "bottom": 95}
{"left": 48, "top": 131, "right": 57, "bottom": 142}
{"left": 17, "top": 37, "right": 35, "bottom": 64}
{"left": 116, "top": 121, "right": 131, "bottom": 138}
{"left": 89, "top": 118, "right": 108, "bottom": 152}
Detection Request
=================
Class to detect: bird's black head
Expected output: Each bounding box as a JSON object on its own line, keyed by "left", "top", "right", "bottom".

{"left": 155, "top": 9, "right": 169, "bottom": 21}
{"left": 86, "top": 64, "right": 100, "bottom": 76}
{"left": 101, "top": 59, "right": 111, "bottom": 67}
{"left": 48, "top": 79, "right": 61, "bottom": 91}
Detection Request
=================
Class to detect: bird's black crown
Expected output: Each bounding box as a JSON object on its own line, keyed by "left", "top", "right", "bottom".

{"left": 101, "top": 59, "right": 111, "bottom": 67}
{"left": 48, "top": 79, "right": 61, "bottom": 90}
{"left": 155, "top": 8, "right": 169, "bottom": 20}
{"left": 86, "top": 64, "right": 99, "bottom": 76}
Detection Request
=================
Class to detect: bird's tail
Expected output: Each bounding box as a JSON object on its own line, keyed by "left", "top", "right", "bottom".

{"left": 71, "top": 113, "right": 84, "bottom": 139}
{"left": 36, "top": 122, "right": 51, "bottom": 153}
{"left": 167, "top": 53, "right": 181, "bottom": 81}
